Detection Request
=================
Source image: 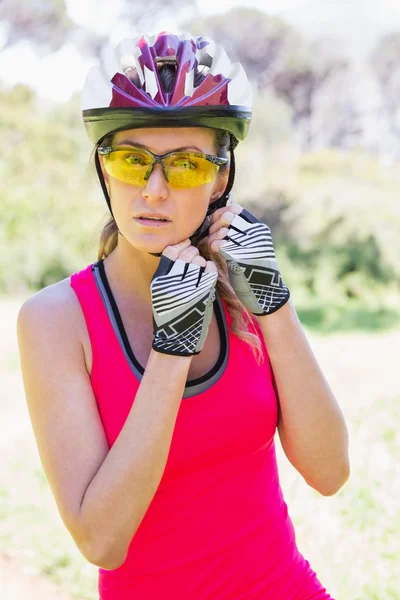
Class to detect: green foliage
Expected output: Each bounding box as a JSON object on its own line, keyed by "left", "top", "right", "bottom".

{"left": 0, "top": 86, "right": 106, "bottom": 293}
{"left": 236, "top": 146, "right": 400, "bottom": 317}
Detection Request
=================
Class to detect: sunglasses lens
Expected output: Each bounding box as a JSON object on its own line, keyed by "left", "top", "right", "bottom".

{"left": 165, "top": 154, "right": 219, "bottom": 188}
{"left": 101, "top": 148, "right": 221, "bottom": 189}
{"left": 103, "top": 148, "right": 152, "bottom": 185}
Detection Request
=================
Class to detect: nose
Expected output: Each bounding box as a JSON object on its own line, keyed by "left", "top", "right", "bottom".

{"left": 141, "top": 163, "right": 169, "bottom": 202}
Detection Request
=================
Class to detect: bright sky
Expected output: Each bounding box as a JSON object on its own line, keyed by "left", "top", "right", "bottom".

{"left": 1, "top": 0, "right": 400, "bottom": 102}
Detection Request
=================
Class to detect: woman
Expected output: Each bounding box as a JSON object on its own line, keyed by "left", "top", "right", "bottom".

{"left": 17, "top": 31, "right": 349, "bottom": 599}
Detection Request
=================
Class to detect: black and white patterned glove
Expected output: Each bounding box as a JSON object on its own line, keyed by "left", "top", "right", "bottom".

{"left": 218, "top": 208, "right": 290, "bottom": 316}
{"left": 150, "top": 255, "right": 218, "bottom": 356}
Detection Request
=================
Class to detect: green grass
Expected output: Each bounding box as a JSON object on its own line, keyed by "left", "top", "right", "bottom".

{"left": 297, "top": 304, "right": 400, "bottom": 333}
{"left": 274, "top": 392, "right": 400, "bottom": 600}
{"left": 2, "top": 296, "right": 400, "bottom": 599}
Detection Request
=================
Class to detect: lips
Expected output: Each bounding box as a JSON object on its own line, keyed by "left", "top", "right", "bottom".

{"left": 135, "top": 213, "right": 170, "bottom": 221}
{"left": 133, "top": 216, "right": 171, "bottom": 228}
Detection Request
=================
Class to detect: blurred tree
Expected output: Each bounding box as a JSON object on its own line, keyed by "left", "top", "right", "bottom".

{"left": 117, "top": 0, "right": 197, "bottom": 40}
{"left": 186, "top": 9, "right": 304, "bottom": 90}
{"left": 370, "top": 32, "right": 400, "bottom": 140}
{"left": 0, "top": 85, "right": 105, "bottom": 292}
{"left": 238, "top": 147, "right": 400, "bottom": 308}
{"left": 0, "top": 0, "right": 75, "bottom": 53}
{"left": 87, "top": 1, "right": 198, "bottom": 59}
{"left": 0, "top": 0, "right": 197, "bottom": 58}
{"left": 185, "top": 8, "right": 350, "bottom": 150}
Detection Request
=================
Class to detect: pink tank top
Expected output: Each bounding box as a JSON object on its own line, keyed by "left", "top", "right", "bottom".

{"left": 70, "top": 260, "right": 334, "bottom": 600}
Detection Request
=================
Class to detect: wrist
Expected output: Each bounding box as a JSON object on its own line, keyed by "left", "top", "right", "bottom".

{"left": 253, "top": 287, "right": 291, "bottom": 318}
{"left": 256, "top": 294, "right": 296, "bottom": 326}
{"left": 149, "top": 347, "right": 194, "bottom": 363}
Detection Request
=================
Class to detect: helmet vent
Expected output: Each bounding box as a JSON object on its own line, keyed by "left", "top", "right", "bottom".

{"left": 198, "top": 65, "right": 211, "bottom": 77}
{"left": 123, "top": 67, "right": 141, "bottom": 86}
{"left": 155, "top": 56, "right": 178, "bottom": 66}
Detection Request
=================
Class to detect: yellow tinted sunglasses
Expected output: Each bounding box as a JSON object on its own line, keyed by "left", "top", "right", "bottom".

{"left": 97, "top": 145, "right": 229, "bottom": 189}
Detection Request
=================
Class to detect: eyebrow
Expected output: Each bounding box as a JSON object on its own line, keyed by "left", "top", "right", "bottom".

{"left": 116, "top": 140, "right": 205, "bottom": 154}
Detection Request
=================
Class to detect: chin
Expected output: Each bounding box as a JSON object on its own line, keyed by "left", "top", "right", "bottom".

{"left": 124, "top": 230, "right": 184, "bottom": 255}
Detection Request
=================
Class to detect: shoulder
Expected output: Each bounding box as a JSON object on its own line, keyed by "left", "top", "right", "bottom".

{"left": 19, "top": 277, "right": 82, "bottom": 324}
{"left": 18, "top": 272, "right": 95, "bottom": 376}
{"left": 17, "top": 276, "right": 89, "bottom": 354}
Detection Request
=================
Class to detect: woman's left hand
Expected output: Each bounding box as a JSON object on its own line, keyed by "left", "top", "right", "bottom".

{"left": 205, "top": 202, "right": 291, "bottom": 316}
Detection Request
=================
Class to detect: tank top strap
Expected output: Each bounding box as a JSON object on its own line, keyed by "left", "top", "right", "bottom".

{"left": 70, "top": 262, "right": 131, "bottom": 395}
{"left": 70, "top": 263, "right": 100, "bottom": 351}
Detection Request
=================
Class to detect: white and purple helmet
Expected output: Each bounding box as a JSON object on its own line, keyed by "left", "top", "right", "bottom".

{"left": 82, "top": 31, "right": 252, "bottom": 146}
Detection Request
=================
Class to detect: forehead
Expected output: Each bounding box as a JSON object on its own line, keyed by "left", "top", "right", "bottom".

{"left": 112, "top": 127, "right": 216, "bottom": 153}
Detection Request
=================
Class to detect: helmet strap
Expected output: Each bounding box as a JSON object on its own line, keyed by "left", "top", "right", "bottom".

{"left": 189, "top": 137, "right": 236, "bottom": 247}
{"left": 95, "top": 151, "right": 125, "bottom": 238}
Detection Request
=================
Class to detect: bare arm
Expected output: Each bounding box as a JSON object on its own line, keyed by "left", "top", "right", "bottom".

{"left": 257, "top": 299, "right": 350, "bottom": 496}
{"left": 78, "top": 348, "right": 191, "bottom": 568}
{"left": 17, "top": 290, "right": 191, "bottom": 570}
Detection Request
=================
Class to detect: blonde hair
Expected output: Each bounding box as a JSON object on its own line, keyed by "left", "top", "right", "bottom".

{"left": 94, "top": 62, "right": 264, "bottom": 365}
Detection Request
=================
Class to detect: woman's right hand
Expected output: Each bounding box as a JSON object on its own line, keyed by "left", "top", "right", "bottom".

{"left": 150, "top": 239, "right": 218, "bottom": 356}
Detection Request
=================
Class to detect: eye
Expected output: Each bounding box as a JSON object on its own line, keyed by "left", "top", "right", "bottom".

{"left": 123, "top": 153, "right": 148, "bottom": 166}
{"left": 171, "top": 157, "right": 198, "bottom": 170}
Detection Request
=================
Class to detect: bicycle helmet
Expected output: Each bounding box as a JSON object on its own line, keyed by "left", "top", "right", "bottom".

{"left": 82, "top": 31, "right": 252, "bottom": 251}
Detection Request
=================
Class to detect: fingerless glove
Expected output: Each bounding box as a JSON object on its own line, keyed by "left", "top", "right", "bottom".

{"left": 151, "top": 256, "right": 218, "bottom": 356}
{"left": 218, "top": 208, "right": 290, "bottom": 316}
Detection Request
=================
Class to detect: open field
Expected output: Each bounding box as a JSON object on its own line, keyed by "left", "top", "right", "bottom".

{"left": 1, "top": 295, "right": 399, "bottom": 600}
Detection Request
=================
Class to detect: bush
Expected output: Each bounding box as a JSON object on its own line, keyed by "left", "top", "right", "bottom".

{"left": 0, "top": 87, "right": 105, "bottom": 293}
{"left": 236, "top": 147, "right": 400, "bottom": 313}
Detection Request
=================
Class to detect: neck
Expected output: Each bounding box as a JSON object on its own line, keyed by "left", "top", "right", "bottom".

{"left": 102, "top": 234, "right": 161, "bottom": 307}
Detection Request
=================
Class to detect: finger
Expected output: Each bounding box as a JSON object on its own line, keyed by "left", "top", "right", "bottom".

{"left": 209, "top": 206, "right": 232, "bottom": 225}
{"left": 204, "top": 260, "right": 218, "bottom": 275}
{"left": 209, "top": 203, "right": 242, "bottom": 225}
{"left": 178, "top": 245, "right": 200, "bottom": 263}
{"left": 163, "top": 239, "right": 191, "bottom": 260}
{"left": 210, "top": 239, "right": 226, "bottom": 254}
{"left": 207, "top": 227, "right": 230, "bottom": 251}
{"left": 191, "top": 255, "right": 207, "bottom": 267}
{"left": 228, "top": 202, "right": 243, "bottom": 214}
{"left": 208, "top": 211, "right": 236, "bottom": 235}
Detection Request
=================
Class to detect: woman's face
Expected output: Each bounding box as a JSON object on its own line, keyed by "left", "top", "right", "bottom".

{"left": 99, "top": 126, "right": 229, "bottom": 254}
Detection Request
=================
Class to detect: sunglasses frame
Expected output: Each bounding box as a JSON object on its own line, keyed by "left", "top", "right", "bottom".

{"left": 97, "top": 144, "right": 229, "bottom": 186}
